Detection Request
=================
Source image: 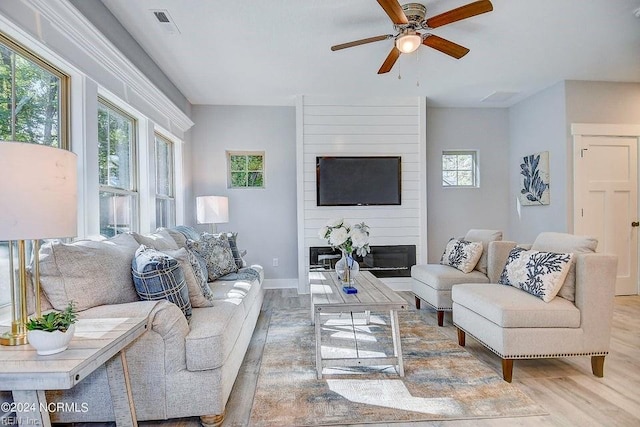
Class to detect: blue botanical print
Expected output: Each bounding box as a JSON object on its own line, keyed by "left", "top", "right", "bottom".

{"left": 499, "top": 247, "right": 526, "bottom": 285}
{"left": 522, "top": 251, "right": 571, "bottom": 297}
{"left": 520, "top": 154, "right": 549, "bottom": 204}
{"left": 447, "top": 240, "right": 467, "bottom": 268}
{"left": 499, "top": 248, "right": 573, "bottom": 301}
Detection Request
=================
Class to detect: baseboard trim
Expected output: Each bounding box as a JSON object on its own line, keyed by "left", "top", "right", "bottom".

{"left": 263, "top": 278, "right": 298, "bottom": 289}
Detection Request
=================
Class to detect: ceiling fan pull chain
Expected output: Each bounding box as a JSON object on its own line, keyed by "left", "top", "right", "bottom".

{"left": 416, "top": 49, "right": 420, "bottom": 87}
{"left": 397, "top": 61, "right": 402, "bottom": 80}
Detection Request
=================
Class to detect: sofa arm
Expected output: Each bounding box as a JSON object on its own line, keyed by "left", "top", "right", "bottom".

{"left": 575, "top": 253, "right": 617, "bottom": 350}
{"left": 147, "top": 300, "right": 190, "bottom": 372}
{"left": 487, "top": 241, "right": 517, "bottom": 283}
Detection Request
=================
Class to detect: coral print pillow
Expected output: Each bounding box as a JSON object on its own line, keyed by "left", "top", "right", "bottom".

{"left": 440, "top": 238, "right": 483, "bottom": 274}
{"left": 499, "top": 247, "right": 573, "bottom": 302}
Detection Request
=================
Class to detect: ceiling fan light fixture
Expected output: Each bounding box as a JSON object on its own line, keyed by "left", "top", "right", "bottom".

{"left": 395, "top": 32, "right": 422, "bottom": 54}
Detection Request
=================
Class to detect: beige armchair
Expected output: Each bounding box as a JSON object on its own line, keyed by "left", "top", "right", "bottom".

{"left": 411, "top": 229, "right": 502, "bottom": 326}
{"left": 452, "top": 233, "right": 617, "bottom": 382}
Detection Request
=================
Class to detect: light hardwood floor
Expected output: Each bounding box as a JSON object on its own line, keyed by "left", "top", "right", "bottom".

{"left": 140, "top": 289, "right": 640, "bottom": 427}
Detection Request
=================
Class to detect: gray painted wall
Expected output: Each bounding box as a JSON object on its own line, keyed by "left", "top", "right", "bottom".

{"left": 426, "top": 107, "right": 511, "bottom": 262}
{"left": 508, "top": 82, "right": 567, "bottom": 243}
{"left": 70, "top": 0, "right": 191, "bottom": 114}
{"left": 507, "top": 80, "right": 640, "bottom": 243}
{"left": 190, "top": 105, "right": 298, "bottom": 281}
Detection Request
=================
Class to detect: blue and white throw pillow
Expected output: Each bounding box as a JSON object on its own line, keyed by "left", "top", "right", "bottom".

{"left": 132, "top": 245, "right": 192, "bottom": 318}
{"left": 499, "top": 247, "right": 573, "bottom": 302}
{"left": 440, "top": 238, "right": 484, "bottom": 273}
{"left": 187, "top": 233, "right": 238, "bottom": 281}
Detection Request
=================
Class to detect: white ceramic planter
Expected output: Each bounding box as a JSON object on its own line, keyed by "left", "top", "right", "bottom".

{"left": 27, "top": 324, "right": 76, "bottom": 355}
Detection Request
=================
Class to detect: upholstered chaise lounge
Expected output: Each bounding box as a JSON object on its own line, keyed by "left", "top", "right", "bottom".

{"left": 452, "top": 232, "right": 617, "bottom": 382}
{"left": 411, "top": 229, "right": 503, "bottom": 326}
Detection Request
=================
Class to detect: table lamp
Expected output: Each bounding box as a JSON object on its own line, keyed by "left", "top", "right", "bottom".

{"left": 0, "top": 142, "right": 77, "bottom": 346}
{"left": 196, "top": 196, "right": 229, "bottom": 233}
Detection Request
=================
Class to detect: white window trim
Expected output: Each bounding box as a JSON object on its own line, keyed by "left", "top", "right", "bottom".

{"left": 442, "top": 150, "right": 480, "bottom": 189}
{"left": 226, "top": 150, "right": 266, "bottom": 189}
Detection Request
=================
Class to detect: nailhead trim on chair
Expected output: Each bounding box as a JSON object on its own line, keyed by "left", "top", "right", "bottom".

{"left": 413, "top": 295, "right": 452, "bottom": 312}
{"left": 454, "top": 324, "right": 609, "bottom": 359}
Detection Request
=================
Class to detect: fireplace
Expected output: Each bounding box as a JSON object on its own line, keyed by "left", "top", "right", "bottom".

{"left": 309, "top": 245, "right": 416, "bottom": 278}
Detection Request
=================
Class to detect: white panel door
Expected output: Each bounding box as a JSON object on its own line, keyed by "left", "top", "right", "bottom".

{"left": 574, "top": 135, "right": 638, "bottom": 295}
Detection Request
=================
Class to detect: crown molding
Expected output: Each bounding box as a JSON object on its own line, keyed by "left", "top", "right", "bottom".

{"left": 27, "top": 0, "right": 194, "bottom": 133}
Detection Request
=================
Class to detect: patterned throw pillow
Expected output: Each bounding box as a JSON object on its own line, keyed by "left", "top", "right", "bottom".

{"left": 226, "top": 232, "right": 244, "bottom": 269}
{"left": 440, "top": 238, "right": 484, "bottom": 273}
{"left": 131, "top": 245, "right": 192, "bottom": 318}
{"left": 187, "top": 233, "right": 238, "bottom": 281}
{"left": 161, "top": 248, "right": 214, "bottom": 308}
{"left": 498, "top": 247, "right": 574, "bottom": 303}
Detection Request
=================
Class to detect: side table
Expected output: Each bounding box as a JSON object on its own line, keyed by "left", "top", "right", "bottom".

{"left": 0, "top": 317, "right": 147, "bottom": 427}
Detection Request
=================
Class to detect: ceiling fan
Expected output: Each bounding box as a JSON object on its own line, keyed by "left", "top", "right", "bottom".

{"left": 331, "top": 0, "right": 493, "bottom": 74}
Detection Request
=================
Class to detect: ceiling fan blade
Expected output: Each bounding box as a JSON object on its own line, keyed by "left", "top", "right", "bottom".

{"left": 331, "top": 35, "right": 393, "bottom": 51}
{"left": 426, "top": 0, "right": 493, "bottom": 29}
{"left": 423, "top": 35, "right": 470, "bottom": 59}
{"left": 376, "top": 0, "right": 408, "bottom": 25}
{"left": 378, "top": 47, "right": 401, "bottom": 74}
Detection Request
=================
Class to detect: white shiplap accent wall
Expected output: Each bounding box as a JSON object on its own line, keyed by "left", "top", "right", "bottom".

{"left": 296, "top": 96, "right": 427, "bottom": 293}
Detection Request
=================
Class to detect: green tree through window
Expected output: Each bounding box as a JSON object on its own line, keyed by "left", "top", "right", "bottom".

{"left": 0, "top": 33, "right": 67, "bottom": 147}
{"left": 227, "top": 151, "right": 265, "bottom": 188}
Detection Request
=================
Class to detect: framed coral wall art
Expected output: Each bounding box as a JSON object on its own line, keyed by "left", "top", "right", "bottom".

{"left": 519, "top": 151, "right": 550, "bottom": 206}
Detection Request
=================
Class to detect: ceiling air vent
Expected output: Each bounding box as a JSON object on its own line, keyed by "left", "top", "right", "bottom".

{"left": 150, "top": 9, "right": 180, "bottom": 35}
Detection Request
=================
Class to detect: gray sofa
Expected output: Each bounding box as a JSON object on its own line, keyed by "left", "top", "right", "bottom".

{"left": 13, "top": 226, "right": 263, "bottom": 426}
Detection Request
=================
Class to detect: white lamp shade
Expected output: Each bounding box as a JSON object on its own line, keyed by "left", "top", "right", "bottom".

{"left": 196, "top": 196, "right": 229, "bottom": 224}
{"left": 0, "top": 141, "right": 78, "bottom": 240}
{"left": 396, "top": 33, "right": 422, "bottom": 54}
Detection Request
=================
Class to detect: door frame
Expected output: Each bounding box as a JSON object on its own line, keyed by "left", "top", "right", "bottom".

{"left": 572, "top": 123, "right": 640, "bottom": 295}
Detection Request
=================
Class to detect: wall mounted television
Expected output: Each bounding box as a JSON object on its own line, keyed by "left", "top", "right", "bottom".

{"left": 316, "top": 156, "right": 401, "bottom": 206}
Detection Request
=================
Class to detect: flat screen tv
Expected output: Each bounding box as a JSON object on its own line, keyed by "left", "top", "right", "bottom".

{"left": 316, "top": 156, "right": 401, "bottom": 206}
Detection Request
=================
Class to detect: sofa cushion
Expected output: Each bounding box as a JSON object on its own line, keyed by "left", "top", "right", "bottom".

{"left": 440, "top": 238, "right": 483, "bottom": 274}
{"left": 499, "top": 247, "right": 573, "bottom": 303}
{"left": 187, "top": 233, "right": 238, "bottom": 281}
{"left": 38, "top": 233, "right": 140, "bottom": 311}
{"left": 532, "top": 232, "right": 598, "bottom": 302}
{"left": 131, "top": 229, "right": 179, "bottom": 251}
{"left": 162, "top": 248, "right": 214, "bottom": 308}
{"left": 209, "top": 269, "right": 263, "bottom": 316}
{"left": 452, "top": 283, "right": 580, "bottom": 328}
{"left": 464, "top": 229, "right": 503, "bottom": 275}
{"left": 132, "top": 246, "right": 192, "bottom": 319}
{"left": 185, "top": 300, "right": 246, "bottom": 371}
{"left": 411, "top": 264, "right": 489, "bottom": 290}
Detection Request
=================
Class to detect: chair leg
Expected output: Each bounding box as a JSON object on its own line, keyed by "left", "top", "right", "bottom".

{"left": 414, "top": 296, "right": 421, "bottom": 309}
{"left": 437, "top": 310, "right": 444, "bottom": 326}
{"left": 502, "top": 359, "right": 514, "bottom": 383}
{"left": 457, "top": 328, "right": 465, "bottom": 346}
{"left": 591, "top": 355, "right": 605, "bottom": 377}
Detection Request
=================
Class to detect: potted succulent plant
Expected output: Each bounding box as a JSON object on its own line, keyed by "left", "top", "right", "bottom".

{"left": 26, "top": 301, "right": 78, "bottom": 355}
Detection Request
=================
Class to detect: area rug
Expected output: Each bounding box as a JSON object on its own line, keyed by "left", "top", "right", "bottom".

{"left": 248, "top": 309, "right": 547, "bottom": 426}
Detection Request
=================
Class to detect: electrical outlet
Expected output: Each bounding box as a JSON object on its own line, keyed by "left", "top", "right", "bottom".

{"left": 272, "top": 258, "right": 279, "bottom": 267}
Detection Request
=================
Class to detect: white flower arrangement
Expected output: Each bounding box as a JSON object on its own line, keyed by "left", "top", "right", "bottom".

{"left": 318, "top": 218, "right": 371, "bottom": 257}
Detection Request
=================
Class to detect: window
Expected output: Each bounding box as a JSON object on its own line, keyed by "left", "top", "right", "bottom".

{"left": 0, "top": 33, "right": 70, "bottom": 308}
{"left": 227, "top": 151, "right": 265, "bottom": 188}
{"left": 155, "top": 133, "right": 175, "bottom": 228}
{"left": 98, "top": 99, "right": 138, "bottom": 237}
{"left": 0, "top": 33, "right": 69, "bottom": 147}
{"left": 442, "top": 151, "right": 478, "bottom": 187}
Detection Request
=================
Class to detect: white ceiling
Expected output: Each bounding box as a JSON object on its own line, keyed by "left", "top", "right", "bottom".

{"left": 101, "top": 0, "right": 640, "bottom": 108}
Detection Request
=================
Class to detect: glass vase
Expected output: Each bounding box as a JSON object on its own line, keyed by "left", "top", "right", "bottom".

{"left": 335, "top": 251, "right": 359, "bottom": 287}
